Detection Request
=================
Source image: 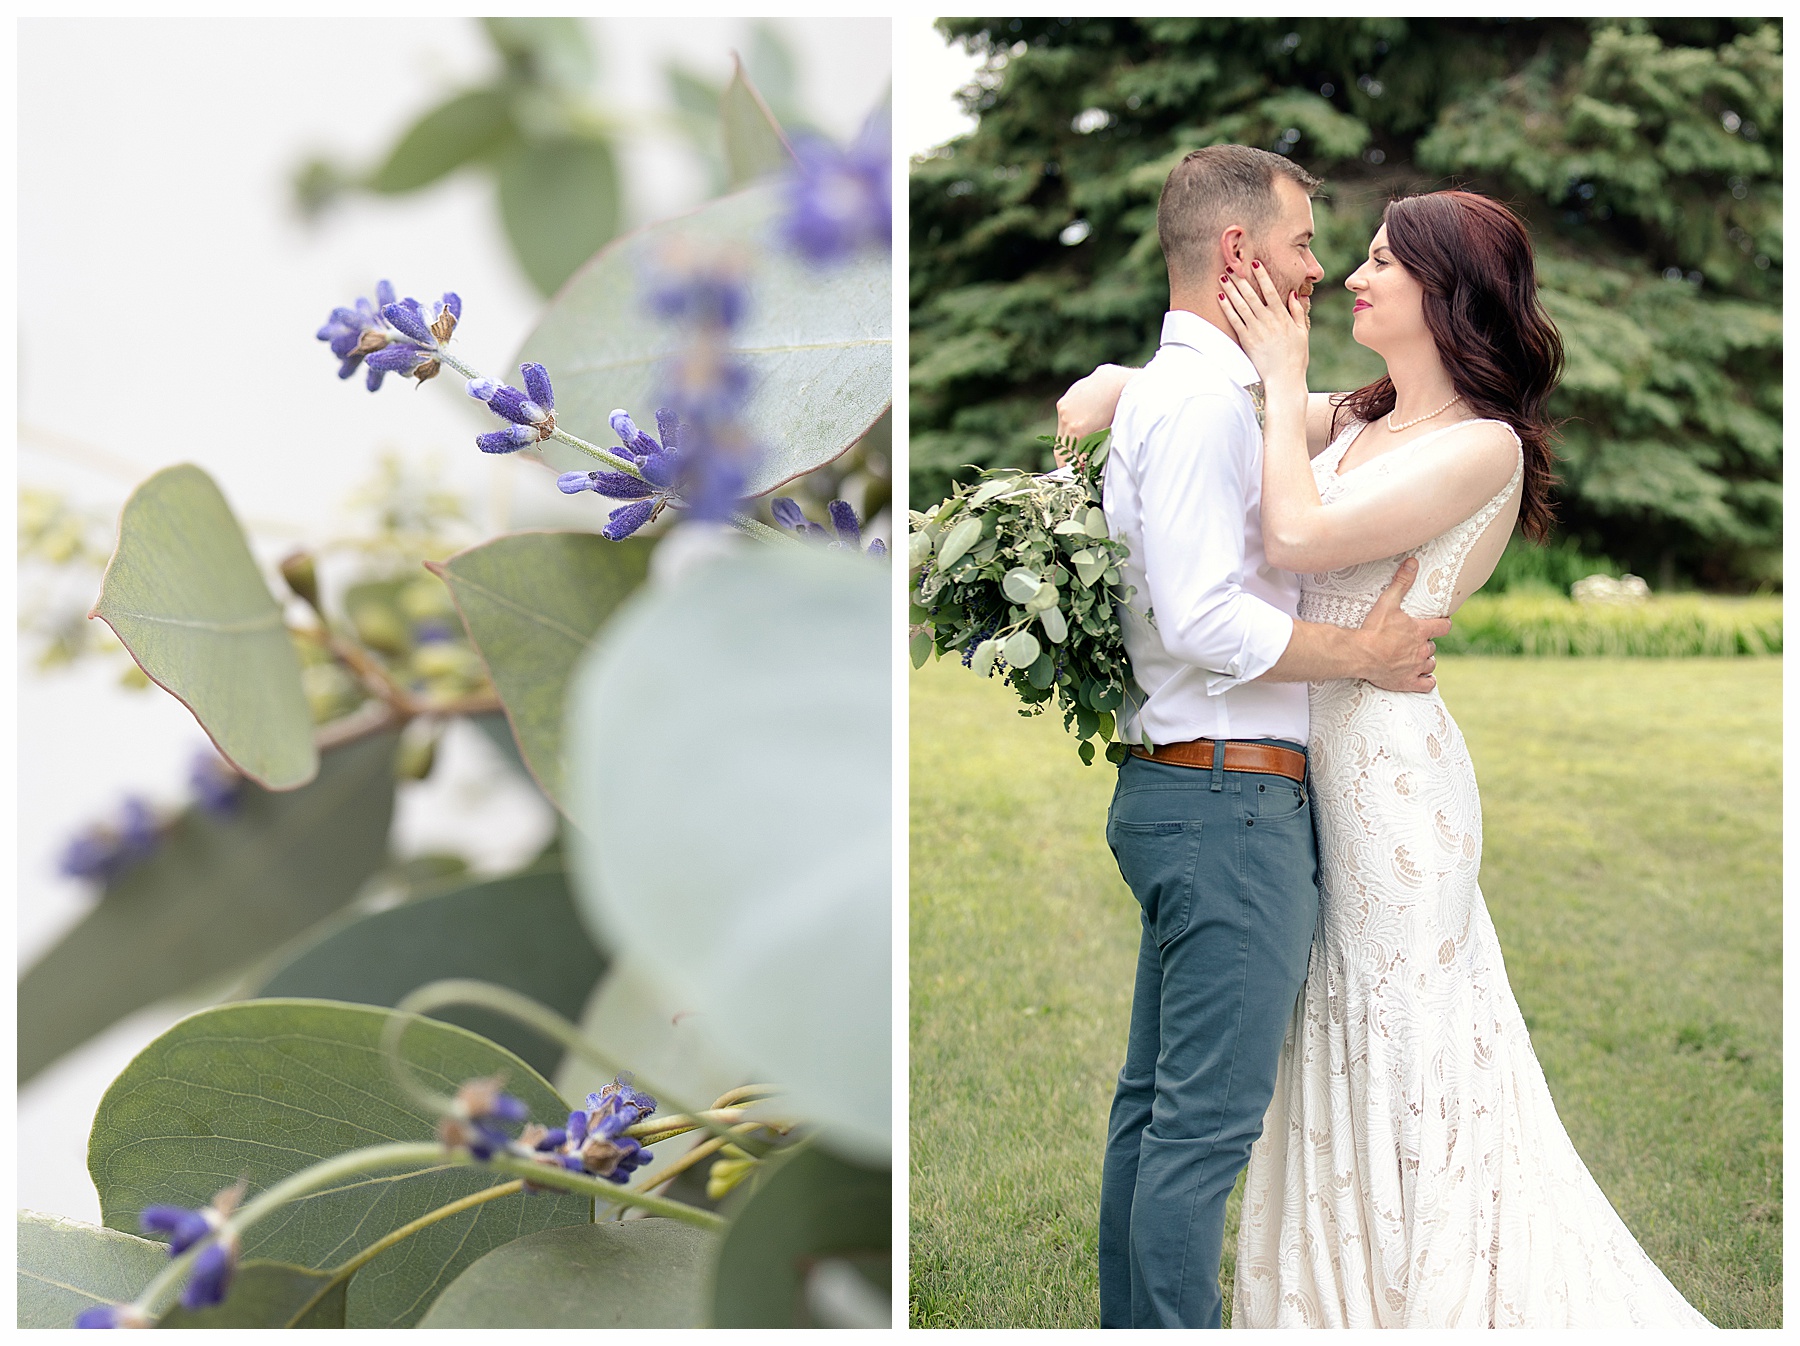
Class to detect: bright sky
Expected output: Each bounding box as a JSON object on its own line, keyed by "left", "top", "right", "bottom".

{"left": 902, "top": 16, "right": 982, "bottom": 156}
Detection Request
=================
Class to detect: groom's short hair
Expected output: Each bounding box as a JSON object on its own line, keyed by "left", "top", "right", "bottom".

{"left": 1158, "top": 146, "right": 1322, "bottom": 283}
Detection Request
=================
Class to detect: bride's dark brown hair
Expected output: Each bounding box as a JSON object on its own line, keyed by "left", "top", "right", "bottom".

{"left": 1332, "top": 190, "right": 1563, "bottom": 543}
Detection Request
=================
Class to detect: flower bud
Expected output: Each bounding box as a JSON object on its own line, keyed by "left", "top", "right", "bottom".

{"left": 279, "top": 551, "right": 320, "bottom": 611}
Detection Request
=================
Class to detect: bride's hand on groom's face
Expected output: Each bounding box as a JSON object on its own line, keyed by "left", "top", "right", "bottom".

{"left": 1220, "top": 261, "right": 1310, "bottom": 390}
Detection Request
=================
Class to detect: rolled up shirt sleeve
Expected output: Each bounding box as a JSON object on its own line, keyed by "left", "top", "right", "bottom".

{"left": 1135, "top": 392, "right": 1295, "bottom": 692}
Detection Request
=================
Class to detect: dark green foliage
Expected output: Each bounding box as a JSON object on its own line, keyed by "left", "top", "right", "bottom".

{"left": 911, "top": 19, "right": 1781, "bottom": 588}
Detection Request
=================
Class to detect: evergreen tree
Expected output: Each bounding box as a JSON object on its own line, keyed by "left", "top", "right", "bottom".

{"left": 910, "top": 18, "right": 1780, "bottom": 588}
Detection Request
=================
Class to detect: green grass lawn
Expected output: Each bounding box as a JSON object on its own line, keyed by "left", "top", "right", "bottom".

{"left": 909, "top": 656, "right": 1780, "bottom": 1328}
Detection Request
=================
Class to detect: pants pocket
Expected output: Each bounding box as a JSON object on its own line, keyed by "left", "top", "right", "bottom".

{"left": 1107, "top": 818, "right": 1203, "bottom": 948}
{"left": 1249, "top": 777, "right": 1307, "bottom": 823}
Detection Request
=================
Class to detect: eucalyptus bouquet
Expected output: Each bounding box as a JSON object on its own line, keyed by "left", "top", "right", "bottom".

{"left": 20, "top": 37, "right": 891, "bottom": 1331}
{"left": 907, "top": 431, "right": 1138, "bottom": 766}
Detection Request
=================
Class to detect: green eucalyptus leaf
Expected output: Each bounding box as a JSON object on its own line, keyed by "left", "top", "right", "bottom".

{"left": 431, "top": 531, "right": 650, "bottom": 807}
{"left": 91, "top": 464, "right": 315, "bottom": 790}
{"left": 711, "top": 1146, "right": 889, "bottom": 1327}
{"left": 1040, "top": 605, "right": 1068, "bottom": 644}
{"left": 1026, "top": 650, "right": 1056, "bottom": 689}
{"left": 248, "top": 867, "right": 606, "bottom": 1080}
{"left": 17, "top": 1211, "right": 166, "bottom": 1329}
{"left": 1079, "top": 738, "right": 1096, "bottom": 766}
{"left": 518, "top": 180, "right": 891, "bottom": 499}
{"left": 968, "top": 477, "right": 1017, "bottom": 508}
{"left": 366, "top": 88, "right": 514, "bottom": 193}
{"left": 1024, "top": 583, "right": 1060, "bottom": 615}
{"left": 908, "top": 628, "right": 932, "bottom": 669}
{"left": 88, "top": 1000, "right": 588, "bottom": 1329}
{"left": 934, "top": 516, "right": 983, "bottom": 570}
{"left": 482, "top": 17, "right": 595, "bottom": 91}
{"left": 554, "top": 956, "right": 747, "bottom": 1110}
{"left": 417, "top": 1220, "right": 715, "bottom": 1328}
{"left": 1084, "top": 506, "right": 1109, "bottom": 538}
{"left": 1001, "top": 568, "right": 1041, "bottom": 604}
{"left": 566, "top": 546, "right": 888, "bottom": 1162}
{"left": 970, "top": 638, "right": 999, "bottom": 677}
{"left": 158, "top": 1260, "right": 345, "bottom": 1329}
{"left": 498, "top": 136, "right": 622, "bottom": 297}
{"left": 721, "top": 55, "right": 794, "bottom": 186}
{"left": 1000, "top": 630, "right": 1040, "bottom": 669}
{"left": 906, "top": 530, "right": 934, "bottom": 568}
{"left": 19, "top": 730, "right": 399, "bottom": 1085}
{"left": 1073, "top": 551, "right": 1108, "bottom": 587}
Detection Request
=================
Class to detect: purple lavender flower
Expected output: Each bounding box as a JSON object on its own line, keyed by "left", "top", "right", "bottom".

{"left": 646, "top": 266, "right": 748, "bottom": 331}
{"left": 140, "top": 1204, "right": 214, "bottom": 1254}
{"left": 782, "top": 107, "right": 892, "bottom": 262}
{"left": 438, "top": 1075, "right": 530, "bottom": 1160}
{"left": 316, "top": 283, "right": 458, "bottom": 391}
{"left": 59, "top": 796, "right": 160, "bottom": 885}
{"left": 139, "top": 1182, "right": 246, "bottom": 1313}
{"left": 529, "top": 1080, "right": 656, "bottom": 1184}
{"left": 468, "top": 364, "right": 556, "bottom": 454}
{"left": 74, "top": 1304, "right": 148, "bottom": 1329}
{"left": 556, "top": 408, "right": 687, "bottom": 540}
{"left": 181, "top": 1239, "right": 240, "bottom": 1311}
{"left": 189, "top": 752, "right": 242, "bottom": 816}
{"left": 770, "top": 498, "right": 888, "bottom": 556}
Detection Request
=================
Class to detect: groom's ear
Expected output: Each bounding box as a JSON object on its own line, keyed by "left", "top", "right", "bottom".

{"left": 1219, "top": 224, "right": 1248, "bottom": 268}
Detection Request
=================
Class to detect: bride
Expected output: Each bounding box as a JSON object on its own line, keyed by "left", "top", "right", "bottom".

{"left": 1059, "top": 190, "right": 1712, "bottom": 1329}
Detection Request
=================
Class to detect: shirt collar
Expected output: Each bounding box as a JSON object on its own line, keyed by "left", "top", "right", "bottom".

{"left": 1159, "top": 309, "right": 1260, "bottom": 388}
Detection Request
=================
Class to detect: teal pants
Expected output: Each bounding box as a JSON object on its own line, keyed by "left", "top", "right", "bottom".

{"left": 1098, "top": 746, "right": 1319, "bottom": 1328}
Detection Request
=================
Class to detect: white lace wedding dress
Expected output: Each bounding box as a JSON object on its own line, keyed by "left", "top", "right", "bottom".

{"left": 1232, "top": 420, "right": 1714, "bottom": 1329}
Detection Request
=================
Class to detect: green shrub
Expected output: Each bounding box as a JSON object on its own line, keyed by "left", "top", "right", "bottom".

{"left": 1484, "top": 535, "right": 1623, "bottom": 595}
{"left": 1440, "top": 594, "right": 1782, "bottom": 657}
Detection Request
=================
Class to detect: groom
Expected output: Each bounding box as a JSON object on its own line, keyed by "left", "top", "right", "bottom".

{"left": 1094, "top": 145, "right": 1448, "bottom": 1329}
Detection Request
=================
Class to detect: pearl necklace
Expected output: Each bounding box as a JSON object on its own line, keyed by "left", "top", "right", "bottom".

{"left": 1386, "top": 394, "right": 1461, "bottom": 433}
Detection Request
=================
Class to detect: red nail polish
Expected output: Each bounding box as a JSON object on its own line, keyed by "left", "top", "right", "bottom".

{"left": 1217, "top": 293, "right": 1225, "bottom": 302}
{"left": 1252, "top": 259, "right": 1260, "bottom": 269}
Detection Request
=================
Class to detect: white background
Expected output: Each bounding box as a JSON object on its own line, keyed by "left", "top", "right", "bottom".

{"left": 16, "top": 15, "right": 891, "bottom": 1225}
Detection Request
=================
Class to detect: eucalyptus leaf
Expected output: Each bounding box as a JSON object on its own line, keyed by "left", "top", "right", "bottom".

{"left": 908, "top": 628, "right": 932, "bottom": 669}
{"left": 1040, "top": 605, "right": 1068, "bottom": 644}
{"left": 88, "top": 1000, "right": 589, "bottom": 1329}
{"left": 430, "top": 531, "right": 650, "bottom": 808}
{"left": 249, "top": 867, "right": 607, "bottom": 1081}
{"left": 906, "top": 530, "right": 934, "bottom": 568}
{"left": 91, "top": 464, "right": 315, "bottom": 790}
{"left": 711, "top": 1146, "right": 889, "bottom": 1327}
{"left": 366, "top": 88, "right": 514, "bottom": 194}
{"left": 969, "top": 477, "right": 1018, "bottom": 508}
{"left": 1074, "top": 551, "right": 1108, "bottom": 587}
{"left": 1001, "top": 630, "right": 1040, "bottom": 669}
{"left": 566, "top": 546, "right": 888, "bottom": 1162}
{"left": 17, "top": 1211, "right": 165, "bottom": 1329}
{"left": 721, "top": 55, "right": 794, "bottom": 186}
{"left": 1024, "top": 582, "right": 1060, "bottom": 614}
{"left": 553, "top": 956, "right": 747, "bottom": 1112}
{"left": 971, "top": 638, "right": 999, "bottom": 677}
{"left": 158, "top": 1260, "right": 345, "bottom": 1329}
{"left": 482, "top": 17, "right": 595, "bottom": 91}
{"left": 518, "top": 180, "right": 891, "bottom": 498}
{"left": 934, "top": 516, "right": 983, "bottom": 570}
{"left": 1001, "top": 568, "right": 1042, "bottom": 604}
{"left": 417, "top": 1220, "right": 716, "bottom": 1328}
{"left": 1085, "top": 505, "right": 1110, "bottom": 538}
{"left": 497, "top": 136, "right": 622, "bottom": 297}
{"left": 19, "top": 729, "right": 399, "bottom": 1084}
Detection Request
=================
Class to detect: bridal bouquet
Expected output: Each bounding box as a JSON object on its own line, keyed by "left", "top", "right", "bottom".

{"left": 908, "top": 431, "right": 1137, "bottom": 766}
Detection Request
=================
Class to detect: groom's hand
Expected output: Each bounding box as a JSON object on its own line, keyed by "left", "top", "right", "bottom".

{"left": 1358, "top": 559, "right": 1451, "bottom": 693}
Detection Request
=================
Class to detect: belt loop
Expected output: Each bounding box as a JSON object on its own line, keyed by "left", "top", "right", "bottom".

{"left": 1209, "top": 737, "right": 1225, "bottom": 792}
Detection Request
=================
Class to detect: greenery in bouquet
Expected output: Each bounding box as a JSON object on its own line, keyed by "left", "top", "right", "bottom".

{"left": 20, "top": 27, "right": 891, "bottom": 1331}
{"left": 908, "top": 430, "right": 1139, "bottom": 766}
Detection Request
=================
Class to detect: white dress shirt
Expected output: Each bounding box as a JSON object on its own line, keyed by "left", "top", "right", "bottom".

{"left": 1103, "top": 310, "right": 1308, "bottom": 747}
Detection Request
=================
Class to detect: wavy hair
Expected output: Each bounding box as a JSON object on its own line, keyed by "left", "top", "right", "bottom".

{"left": 1332, "top": 191, "right": 1563, "bottom": 542}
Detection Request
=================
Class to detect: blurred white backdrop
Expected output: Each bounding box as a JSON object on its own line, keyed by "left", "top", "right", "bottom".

{"left": 17, "top": 15, "right": 890, "bottom": 1224}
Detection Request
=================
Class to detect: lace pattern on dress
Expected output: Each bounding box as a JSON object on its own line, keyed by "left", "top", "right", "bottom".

{"left": 1232, "top": 419, "right": 1714, "bottom": 1329}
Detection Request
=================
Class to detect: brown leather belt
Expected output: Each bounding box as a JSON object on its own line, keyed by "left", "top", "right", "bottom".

{"left": 1130, "top": 738, "right": 1307, "bottom": 782}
